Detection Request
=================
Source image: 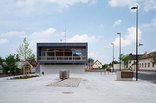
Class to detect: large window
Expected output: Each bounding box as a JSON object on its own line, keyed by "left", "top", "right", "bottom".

{"left": 40, "top": 47, "right": 86, "bottom": 61}
{"left": 148, "top": 63, "right": 150, "bottom": 67}
{"left": 152, "top": 63, "right": 155, "bottom": 67}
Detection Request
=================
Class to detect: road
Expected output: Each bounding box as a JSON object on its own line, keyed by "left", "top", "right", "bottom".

{"left": 133, "top": 71, "right": 156, "bottom": 83}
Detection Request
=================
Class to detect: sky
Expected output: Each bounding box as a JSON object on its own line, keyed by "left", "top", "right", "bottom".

{"left": 0, "top": 0, "right": 156, "bottom": 64}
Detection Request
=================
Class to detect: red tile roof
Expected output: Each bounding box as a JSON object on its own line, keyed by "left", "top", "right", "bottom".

{"left": 27, "top": 60, "right": 37, "bottom": 67}
{"left": 139, "top": 51, "right": 156, "bottom": 60}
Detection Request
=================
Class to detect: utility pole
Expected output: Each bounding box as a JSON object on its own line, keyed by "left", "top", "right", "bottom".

{"left": 117, "top": 32, "right": 121, "bottom": 71}
{"left": 111, "top": 43, "right": 115, "bottom": 72}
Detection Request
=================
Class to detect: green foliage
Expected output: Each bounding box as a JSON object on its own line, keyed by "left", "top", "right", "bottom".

{"left": 152, "top": 52, "right": 156, "bottom": 64}
{"left": 10, "top": 75, "right": 39, "bottom": 79}
{"left": 17, "top": 37, "right": 33, "bottom": 61}
{"left": 120, "top": 54, "right": 131, "bottom": 68}
{"left": 0, "top": 57, "right": 4, "bottom": 65}
{"left": 112, "top": 61, "right": 118, "bottom": 64}
{"left": 88, "top": 58, "right": 94, "bottom": 63}
{"left": 27, "top": 53, "right": 36, "bottom": 61}
{"left": 103, "top": 64, "right": 109, "bottom": 68}
{"left": 88, "top": 58, "right": 94, "bottom": 66}
{"left": 2, "top": 54, "right": 18, "bottom": 74}
{"left": 15, "top": 54, "right": 20, "bottom": 62}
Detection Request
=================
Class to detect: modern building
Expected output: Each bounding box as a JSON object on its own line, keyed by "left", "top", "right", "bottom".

{"left": 92, "top": 60, "right": 102, "bottom": 69}
{"left": 139, "top": 51, "right": 156, "bottom": 71}
{"left": 37, "top": 43, "right": 88, "bottom": 74}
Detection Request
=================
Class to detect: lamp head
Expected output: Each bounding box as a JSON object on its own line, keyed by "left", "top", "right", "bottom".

{"left": 131, "top": 6, "right": 138, "bottom": 9}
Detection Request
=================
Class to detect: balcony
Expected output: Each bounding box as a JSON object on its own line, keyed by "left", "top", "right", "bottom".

{"left": 38, "top": 56, "right": 87, "bottom": 61}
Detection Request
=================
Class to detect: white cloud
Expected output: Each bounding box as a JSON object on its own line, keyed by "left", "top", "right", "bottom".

{"left": 27, "top": 28, "right": 97, "bottom": 53}
{"left": 46, "top": 0, "right": 89, "bottom": 7}
{"left": 144, "top": 0, "right": 156, "bottom": 11}
{"left": 0, "top": 31, "right": 26, "bottom": 38}
{"left": 28, "top": 28, "right": 57, "bottom": 49}
{"left": 29, "top": 28, "right": 56, "bottom": 41}
{"left": 67, "top": 34, "right": 97, "bottom": 42}
{"left": 113, "top": 19, "right": 122, "bottom": 27}
{"left": 109, "top": 0, "right": 138, "bottom": 7}
{"left": 109, "top": 0, "right": 156, "bottom": 12}
{"left": 113, "top": 27, "right": 141, "bottom": 47}
{"left": 0, "top": 39, "right": 9, "bottom": 44}
{"left": 0, "top": 0, "right": 96, "bottom": 19}
{"left": 16, "top": 0, "right": 95, "bottom": 8}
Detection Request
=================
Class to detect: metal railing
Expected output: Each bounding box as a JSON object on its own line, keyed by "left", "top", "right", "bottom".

{"left": 39, "top": 56, "right": 86, "bottom": 61}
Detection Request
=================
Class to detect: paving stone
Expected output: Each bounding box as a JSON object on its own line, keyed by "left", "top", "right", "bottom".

{"left": 47, "top": 78, "right": 81, "bottom": 87}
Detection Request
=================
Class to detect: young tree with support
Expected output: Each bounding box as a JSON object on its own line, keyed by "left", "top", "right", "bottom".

{"left": 17, "top": 37, "right": 34, "bottom": 76}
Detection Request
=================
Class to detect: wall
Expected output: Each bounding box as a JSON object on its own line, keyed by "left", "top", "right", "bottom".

{"left": 40, "top": 64, "right": 85, "bottom": 74}
{"left": 113, "top": 63, "right": 125, "bottom": 71}
{"left": 139, "top": 58, "right": 156, "bottom": 71}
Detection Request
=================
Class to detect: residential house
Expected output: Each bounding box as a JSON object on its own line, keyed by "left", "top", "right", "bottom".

{"left": 37, "top": 43, "right": 88, "bottom": 74}
{"left": 27, "top": 60, "right": 37, "bottom": 73}
{"left": 92, "top": 60, "right": 102, "bottom": 69}
{"left": 17, "top": 61, "right": 37, "bottom": 73}
{"left": 129, "top": 53, "right": 143, "bottom": 71}
{"left": 139, "top": 51, "right": 156, "bottom": 71}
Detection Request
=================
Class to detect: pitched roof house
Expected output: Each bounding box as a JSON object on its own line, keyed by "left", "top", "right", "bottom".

{"left": 128, "top": 53, "right": 143, "bottom": 70}
{"left": 139, "top": 51, "right": 156, "bottom": 71}
{"left": 92, "top": 60, "right": 102, "bottom": 69}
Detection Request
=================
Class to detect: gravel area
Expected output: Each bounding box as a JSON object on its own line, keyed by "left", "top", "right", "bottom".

{"left": 47, "top": 78, "right": 81, "bottom": 87}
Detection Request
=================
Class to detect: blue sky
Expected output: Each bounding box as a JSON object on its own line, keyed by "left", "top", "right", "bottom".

{"left": 0, "top": 0, "right": 156, "bottom": 64}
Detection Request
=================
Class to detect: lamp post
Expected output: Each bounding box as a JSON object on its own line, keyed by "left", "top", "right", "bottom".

{"left": 111, "top": 43, "right": 115, "bottom": 72}
{"left": 131, "top": 5, "right": 138, "bottom": 81}
{"left": 117, "top": 32, "right": 121, "bottom": 71}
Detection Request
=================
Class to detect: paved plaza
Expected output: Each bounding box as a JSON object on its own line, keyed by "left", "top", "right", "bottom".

{"left": 0, "top": 72, "right": 156, "bottom": 103}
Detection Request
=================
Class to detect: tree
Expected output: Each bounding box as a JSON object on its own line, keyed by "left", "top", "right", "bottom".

{"left": 27, "top": 53, "right": 36, "bottom": 61}
{"left": 152, "top": 52, "right": 156, "bottom": 64}
{"left": 112, "top": 61, "right": 119, "bottom": 64}
{"left": 103, "top": 64, "right": 109, "bottom": 68}
{"left": 88, "top": 58, "right": 94, "bottom": 66}
{"left": 120, "top": 54, "right": 131, "bottom": 69}
{"left": 17, "top": 37, "right": 33, "bottom": 61}
{"left": 2, "top": 54, "right": 18, "bottom": 74}
{"left": 15, "top": 54, "right": 20, "bottom": 62}
{"left": 0, "top": 57, "right": 4, "bottom": 65}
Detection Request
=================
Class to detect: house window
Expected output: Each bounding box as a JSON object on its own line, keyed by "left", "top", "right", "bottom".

{"left": 148, "top": 63, "right": 150, "bottom": 67}
{"left": 140, "top": 63, "right": 141, "bottom": 68}
{"left": 142, "top": 63, "right": 144, "bottom": 68}
{"left": 152, "top": 63, "right": 155, "bottom": 67}
{"left": 145, "top": 63, "right": 146, "bottom": 68}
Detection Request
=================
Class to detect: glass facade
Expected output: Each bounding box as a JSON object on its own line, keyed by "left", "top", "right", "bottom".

{"left": 39, "top": 47, "right": 86, "bottom": 61}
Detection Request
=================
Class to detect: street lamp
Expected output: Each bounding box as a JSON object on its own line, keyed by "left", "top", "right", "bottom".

{"left": 139, "top": 43, "right": 143, "bottom": 47}
{"left": 111, "top": 43, "right": 115, "bottom": 72}
{"left": 131, "top": 5, "right": 139, "bottom": 81}
{"left": 117, "top": 32, "right": 121, "bottom": 71}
